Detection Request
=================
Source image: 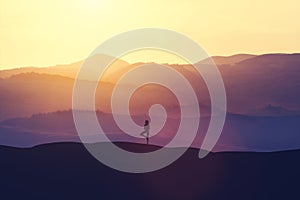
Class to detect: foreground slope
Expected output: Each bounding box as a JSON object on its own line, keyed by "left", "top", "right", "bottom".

{"left": 0, "top": 142, "right": 300, "bottom": 200}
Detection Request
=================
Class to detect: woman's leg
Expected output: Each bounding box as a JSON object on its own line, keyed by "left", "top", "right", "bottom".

{"left": 146, "top": 130, "right": 149, "bottom": 144}
{"left": 140, "top": 131, "right": 146, "bottom": 137}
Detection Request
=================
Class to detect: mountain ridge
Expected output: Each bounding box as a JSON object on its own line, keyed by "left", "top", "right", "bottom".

{"left": 1, "top": 53, "right": 298, "bottom": 79}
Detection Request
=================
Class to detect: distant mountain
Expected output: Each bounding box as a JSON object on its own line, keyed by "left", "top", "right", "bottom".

{"left": 88, "top": 53, "right": 300, "bottom": 115}
{"left": 215, "top": 53, "right": 300, "bottom": 114}
{"left": 0, "top": 53, "right": 300, "bottom": 121}
{"left": 0, "top": 72, "right": 208, "bottom": 121}
{"left": 238, "top": 53, "right": 300, "bottom": 66}
{"left": 0, "top": 54, "right": 256, "bottom": 79}
{"left": 0, "top": 61, "right": 82, "bottom": 79}
{"left": 0, "top": 73, "right": 75, "bottom": 120}
{"left": 199, "top": 54, "right": 257, "bottom": 66}
{"left": 248, "top": 104, "right": 300, "bottom": 116}
{"left": 1, "top": 110, "right": 299, "bottom": 152}
{"left": 0, "top": 54, "right": 129, "bottom": 80}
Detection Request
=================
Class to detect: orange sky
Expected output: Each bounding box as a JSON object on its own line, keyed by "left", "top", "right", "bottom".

{"left": 0, "top": 0, "right": 299, "bottom": 69}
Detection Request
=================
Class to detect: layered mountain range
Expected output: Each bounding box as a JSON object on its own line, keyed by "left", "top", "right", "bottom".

{"left": 0, "top": 53, "right": 299, "bottom": 150}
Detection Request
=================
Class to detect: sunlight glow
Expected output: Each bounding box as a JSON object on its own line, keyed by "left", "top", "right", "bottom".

{"left": 0, "top": 0, "right": 299, "bottom": 68}
{"left": 75, "top": 0, "right": 105, "bottom": 9}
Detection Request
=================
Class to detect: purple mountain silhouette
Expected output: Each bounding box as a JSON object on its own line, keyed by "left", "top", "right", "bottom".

{"left": 0, "top": 53, "right": 299, "bottom": 151}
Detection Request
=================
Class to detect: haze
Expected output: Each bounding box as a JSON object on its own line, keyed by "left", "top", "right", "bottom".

{"left": 1, "top": 0, "right": 300, "bottom": 69}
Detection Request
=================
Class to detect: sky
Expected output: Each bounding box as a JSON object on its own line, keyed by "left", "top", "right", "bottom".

{"left": 0, "top": 0, "right": 300, "bottom": 69}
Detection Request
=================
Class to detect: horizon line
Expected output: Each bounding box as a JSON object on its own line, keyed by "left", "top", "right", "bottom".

{"left": 1, "top": 52, "right": 300, "bottom": 71}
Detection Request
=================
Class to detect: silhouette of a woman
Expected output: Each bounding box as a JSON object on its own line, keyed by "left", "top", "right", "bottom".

{"left": 140, "top": 120, "right": 150, "bottom": 144}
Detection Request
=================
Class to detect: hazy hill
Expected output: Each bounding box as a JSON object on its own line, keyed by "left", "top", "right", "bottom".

{"left": 0, "top": 61, "right": 82, "bottom": 79}
{"left": 1, "top": 53, "right": 299, "bottom": 121}
{"left": 0, "top": 54, "right": 129, "bottom": 80}
{"left": 248, "top": 104, "right": 300, "bottom": 116}
{"left": 216, "top": 53, "right": 300, "bottom": 114}
{"left": 0, "top": 54, "right": 256, "bottom": 79}
{"left": 0, "top": 72, "right": 207, "bottom": 121}
{"left": 199, "top": 54, "right": 257, "bottom": 65}
{"left": 0, "top": 73, "right": 75, "bottom": 120}
{"left": 1, "top": 110, "right": 299, "bottom": 152}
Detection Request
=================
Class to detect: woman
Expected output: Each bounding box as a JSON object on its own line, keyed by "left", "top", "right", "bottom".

{"left": 140, "top": 120, "right": 150, "bottom": 144}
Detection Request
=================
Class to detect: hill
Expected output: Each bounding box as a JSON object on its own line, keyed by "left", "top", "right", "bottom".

{"left": 0, "top": 54, "right": 129, "bottom": 80}
{"left": 0, "top": 142, "right": 299, "bottom": 200}
{"left": 0, "top": 53, "right": 299, "bottom": 121}
{"left": 1, "top": 110, "right": 299, "bottom": 152}
{"left": 199, "top": 54, "right": 257, "bottom": 65}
